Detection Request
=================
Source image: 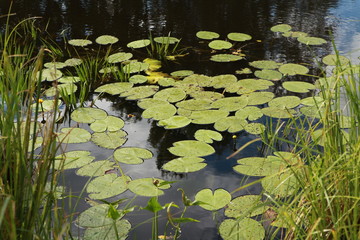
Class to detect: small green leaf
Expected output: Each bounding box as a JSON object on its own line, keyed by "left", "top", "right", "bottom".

{"left": 322, "top": 54, "right": 350, "bottom": 66}
{"left": 142, "top": 103, "right": 177, "bottom": 120}
{"left": 90, "top": 116, "right": 125, "bottom": 132}
{"left": 120, "top": 85, "right": 159, "bottom": 100}
{"left": 194, "top": 129, "right": 223, "bottom": 143}
{"left": 129, "top": 74, "right": 148, "bottom": 84}
{"left": 114, "top": 147, "right": 153, "bottom": 164}
{"left": 162, "top": 157, "right": 206, "bottom": 173}
{"left": 190, "top": 109, "right": 229, "bottom": 125}
{"left": 54, "top": 151, "right": 95, "bottom": 170}
{"left": 270, "top": 24, "right": 292, "bottom": 32}
{"left": 210, "top": 54, "right": 243, "bottom": 62}
{"left": 214, "top": 116, "right": 248, "bottom": 133}
{"left": 225, "top": 195, "right": 269, "bottom": 218}
{"left": 95, "top": 82, "right": 134, "bottom": 95}
{"left": 68, "top": 39, "right": 92, "bottom": 47}
{"left": 297, "top": 36, "right": 327, "bottom": 45}
{"left": 128, "top": 178, "right": 170, "bottom": 197}
{"left": 91, "top": 130, "right": 127, "bottom": 149}
{"left": 95, "top": 35, "right": 119, "bottom": 45}
{"left": 168, "top": 140, "right": 215, "bottom": 157}
{"left": 71, "top": 108, "right": 108, "bottom": 123}
{"left": 249, "top": 60, "right": 282, "bottom": 69}
{"left": 127, "top": 39, "right": 151, "bottom": 48}
{"left": 143, "top": 197, "right": 164, "bottom": 213}
{"left": 219, "top": 218, "right": 265, "bottom": 240}
{"left": 282, "top": 81, "right": 316, "bottom": 93}
{"left": 158, "top": 115, "right": 191, "bottom": 129}
{"left": 76, "top": 160, "right": 116, "bottom": 177}
{"left": 195, "top": 188, "right": 231, "bottom": 211}
{"left": 171, "top": 70, "right": 194, "bottom": 77}
{"left": 244, "top": 123, "right": 265, "bottom": 134}
{"left": 57, "top": 128, "right": 91, "bottom": 144}
{"left": 153, "top": 88, "right": 187, "bottom": 103}
{"left": 227, "top": 32, "right": 252, "bottom": 41}
{"left": 83, "top": 219, "right": 131, "bottom": 240}
{"left": 107, "top": 52, "right": 133, "bottom": 63}
{"left": 254, "top": 69, "right": 282, "bottom": 81}
{"left": 196, "top": 31, "right": 220, "bottom": 40}
{"left": 154, "top": 36, "right": 180, "bottom": 44}
{"left": 87, "top": 174, "right": 130, "bottom": 199}
{"left": 208, "top": 40, "right": 232, "bottom": 50}
{"left": 279, "top": 63, "right": 309, "bottom": 75}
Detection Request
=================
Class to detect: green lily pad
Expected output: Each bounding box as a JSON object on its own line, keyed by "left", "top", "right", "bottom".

{"left": 128, "top": 178, "right": 171, "bottom": 197}
{"left": 322, "top": 54, "right": 350, "bottom": 66}
{"left": 208, "top": 40, "right": 232, "bottom": 50}
{"left": 28, "top": 137, "right": 43, "bottom": 152}
{"left": 282, "top": 81, "right": 316, "bottom": 93}
{"left": 37, "top": 68, "right": 63, "bottom": 81}
{"left": 268, "top": 96, "right": 301, "bottom": 109}
{"left": 297, "top": 36, "right": 327, "bottom": 45}
{"left": 226, "top": 79, "right": 274, "bottom": 94}
{"left": 114, "top": 147, "right": 153, "bottom": 164}
{"left": 90, "top": 116, "right": 125, "bottom": 132}
{"left": 127, "top": 39, "right": 151, "bottom": 48}
{"left": 262, "top": 172, "right": 299, "bottom": 197}
{"left": 175, "top": 99, "right": 212, "bottom": 111}
{"left": 154, "top": 36, "right": 180, "bottom": 44}
{"left": 171, "top": 70, "right": 194, "bottom": 77}
{"left": 261, "top": 107, "right": 296, "bottom": 118}
{"left": 249, "top": 60, "right": 282, "bottom": 69}
{"left": 214, "top": 116, "right": 248, "bottom": 133}
{"left": 57, "top": 128, "right": 91, "bottom": 144}
{"left": 129, "top": 74, "right": 148, "bottom": 84}
{"left": 54, "top": 151, "right": 95, "bottom": 170}
{"left": 99, "top": 66, "right": 119, "bottom": 74}
{"left": 71, "top": 108, "right": 108, "bottom": 123}
{"left": 300, "top": 106, "right": 325, "bottom": 118}
{"left": 95, "top": 35, "right": 119, "bottom": 45}
{"left": 194, "top": 129, "right": 223, "bottom": 143}
{"left": 158, "top": 78, "right": 176, "bottom": 87}
{"left": 254, "top": 69, "right": 282, "bottom": 81}
{"left": 300, "top": 96, "right": 324, "bottom": 106}
{"left": 233, "top": 156, "right": 285, "bottom": 176}
{"left": 312, "top": 128, "right": 349, "bottom": 146}
{"left": 211, "top": 96, "right": 248, "bottom": 112}
{"left": 227, "top": 32, "right": 252, "bottom": 41}
{"left": 123, "top": 61, "right": 149, "bottom": 73}
{"left": 68, "top": 39, "right": 92, "bottom": 47}
{"left": 158, "top": 115, "right": 191, "bottom": 129}
{"left": 91, "top": 130, "right": 127, "bottom": 149}
{"left": 225, "top": 195, "right": 269, "bottom": 218}
{"left": 195, "top": 188, "right": 231, "bottom": 211}
{"left": 32, "top": 100, "right": 61, "bottom": 112}
{"left": 270, "top": 24, "right": 292, "bottom": 33}
{"left": 219, "top": 218, "right": 265, "bottom": 240}
{"left": 244, "top": 123, "right": 265, "bottom": 134}
{"left": 142, "top": 103, "right": 177, "bottom": 120}
{"left": 58, "top": 76, "right": 81, "bottom": 83}
{"left": 120, "top": 85, "right": 159, "bottom": 100}
{"left": 107, "top": 52, "right": 133, "bottom": 63}
{"left": 83, "top": 219, "right": 131, "bottom": 240}
{"left": 173, "top": 82, "right": 203, "bottom": 94}
{"left": 162, "top": 157, "right": 206, "bottom": 173}
{"left": 153, "top": 88, "right": 187, "bottom": 103}
{"left": 87, "top": 174, "right": 130, "bottom": 199}
{"left": 196, "top": 31, "right": 220, "bottom": 40}
{"left": 45, "top": 83, "right": 77, "bottom": 97}
{"left": 235, "top": 106, "right": 263, "bottom": 121}
{"left": 168, "top": 140, "right": 215, "bottom": 157}
{"left": 64, "top": 58, "right": 83, "bottom": 66}
{"left": 77, "top": 204, "right": 116, "bottom": 227}
{"left": 137, "top": 98, "right": 169, "bottom": 110}
{"left": 279, "top": 63, "right": 309, "bottom": 75}
{"left": 94, "top": 82, "right": 134, "bottom": 95}
{"left": 76, "top": 160, "right": 116, "bottom": 177}
{"left": 182, "top": 74, "right": 213, "bottom": 87}
{"left": 44, "top": 62, "right": 67, "bottom": 69}
{"left": 190, "top": 91, "right": 224, "bottom": 101}
{"left": 243, "top": 91, "right": 274, "bottom": 105}
{"left": 210, "top": 54, "right": 243, "bottom": 62}
{"left": 282, "top": 31, "right": 308, "bottom": 38}
{"left": 190, "top": 109, "right": 229, "bottom": 124}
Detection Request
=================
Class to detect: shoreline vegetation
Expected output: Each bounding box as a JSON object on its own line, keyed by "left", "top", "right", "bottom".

{"left": 1, "top": 16, "right": 359, "bottom": 240}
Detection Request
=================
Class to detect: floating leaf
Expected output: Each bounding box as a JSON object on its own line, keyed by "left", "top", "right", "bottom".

{"left": 262, "top": 172, "right": 299, "bottom": 197}
{"left": 91, "top": 130, "right": 127, "bottom": 149}
{"left": 249, "top": 60, "right": 282, "bottom": 69}
{"left": 99, "top": 66, "right": 119, "bottom": 74}
{"left": 153, "top": 88, "right": 187, "bottom": 103}
{"left": 137, "top": 98, "right": 169, "bottom": 110}
{"left": 146, "top": 71, "right": 169, "bottom": 84}
{"left": 114, "top": 147, "right": 153, "bottom": 164}
{"left": 71, "top": 108, "right": 108, "bottom": 123}
{"left": 107, "top": 52, "right": 133, "bottom": 63}
{"left": 227, "top": 79, "right": 274, "bottom": 94}
{"left": 210, "top": 54, "right": 243, "bottom": 62}
{"left": 162, "top": 157, "right": 206, "bottom": 173}
{"left": 87, "top": 174, "right": 130, "bottom": 199}
{"left": 57, "top": 128, "right": 91, "bottom": 144}
{"left": 54, "top": 151, "right": 95, "bottom": 170}
{"left": 158, "top": 115, "right": 191, "bottom": 129}
{"left": 236, "top": 68, "right": 252, "bottom": 74}
{"left": 77, "top": 204, "right": 115, "bottom": 227}
{"left": 124, "top": 61, "right": 149, "bottom": 73}
{"left": 64, "top": 58, "right": 82, "bottom": 66}
{"left": 120, "top": 85, "right": 159, "bottom": 100}
{"left": 268, "top": 96, "right": 301, "bottom": 109}
{"left": 190, "top": 109, "right": 229, "bottom": 125}
{"left": 279, "top": 63, "right": 309, "bottom": 75}
{"left": 44, "top": 83, "right": 77, "bottom": 97}
{"left": 76, "top": 160, "right": 116, "bottom": 177}
{"left": 219, "top": 218, "right": 265, "bottom": 240}
{"left": 83, "top": 219, "right": 131, "bottom": 240}
{"left": 171, "top": 70, "right": 194, "bottom": 77}
{"left": 94, "top": 82, "right": 134, "bottom": 95}
{"left": 233, "top": 156, "right": 285, "bottom": 176}
{"left": 214, "top": 116, "right": 248, "bottom": 133}
{"left": 270, "top": 24, "right": 292, "bottom": 33}
{"left": 128, "top": 178, "right": 170, "bottom": 197}
{"left": 168, "top": 140, "right": 215, "bottom": 157}
{"left": 175, "top": 99, "right": 212, "bottom": 111}
{"left": 283, "top": 31, "right": 308, "bottom": 38}
{"left": 194, "top": 129, "right": 223, "bottom": 143}
{"left": 142, "top": 103, "right": 177, "bottom": 120}
{"left": 262, "top": 107, "right": 296, "bottom": 118}
{"left": 227, "top": 32, "right": 252, "bottom": 41}
{"left": 95, "top": 35, "right": 119, "bottom": 45}
{"left": 158, "top": 78, "right": 176, "bottom": 87}
{"left": 68, "top": 39, "right": 92, "bottom": 47}
{"left": 195, "top": 189, "right": 231, "bottom": 211}
{"left": 243, "top": 91, "right": 274, "bottom": 105}
{"left": 32, "top": 100, "right": 61, "bottom": 112}
{"left": 282, "top": 81, "right": 316, "bottom": 93}
{"left": 208, "top": 40, "right": 232, "bottom": 50}
{"left": 190, "top": 91, "right": 224, "bottom": 101}
{"left": 127, "top": 39, "right": 151, "bottom": 48}
{"left": 196, "top": 31, "right": 220, "bottom": 40}
{"left": 254, "top": 69, "right": 282, "bottom": 81}
{"left": 129, "top": 74, "right": 148, "bottom": 84}
{"left": 235, "top": 106, "right": 263, "bottom": 121}
{"left": 90, "top": 116, "right": 125, "bottom": 132}
{"left": 300, "top": 96, "right": 324, "bottom": 106}
{"left": 322, "top": 54, "right": 350, "bottom": 66}
{"left": 37, "top": 68, "right": 63, "bottom": 81}
{"left": 297, "top": 36, "right": 327, "bottom": 45}
{"left": 244, "top": 123, "right": 265, "bottom": 134}
{"left": 58, "top": 76, "right": 81, "bottom": 83}
{"left": 300, "top": 106, "right": 324, "bottom": 118}
{"left": 154, "top": 36, "right": 180, "bottom": 44}
{"left": 211, "top": 96, "right": 248, "bottom": 112}
{"left": 143, "top": 58, "right": 162, "bottom": 71}
{"left": 225, "top": 195, "right": 269, "bottom": 218}
{"left": 44, "top": 61, "right": 67, "bottom": 69}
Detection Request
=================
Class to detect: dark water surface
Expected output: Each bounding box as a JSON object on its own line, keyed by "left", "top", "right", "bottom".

{"left": 1, "top": 0, "right": 360, "bottom": 239}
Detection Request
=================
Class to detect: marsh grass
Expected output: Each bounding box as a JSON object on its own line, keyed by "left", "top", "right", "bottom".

{"left": 146, "top": 33, "right": 183, "bottom": 62}
{"left": 261, "top": 49, "right": 360, "bottom": 239}
{"left": 0, "top": 17, "right": 71, "bottom": 239}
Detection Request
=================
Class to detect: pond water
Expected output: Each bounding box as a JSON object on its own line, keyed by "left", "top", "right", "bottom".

{"left": 1, "top": 0, "right": 360, "bottom": 239}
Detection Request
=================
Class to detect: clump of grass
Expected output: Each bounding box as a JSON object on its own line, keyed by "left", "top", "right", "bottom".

{"left": 146, "top": 33, "right": 183, "bottom": 62}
